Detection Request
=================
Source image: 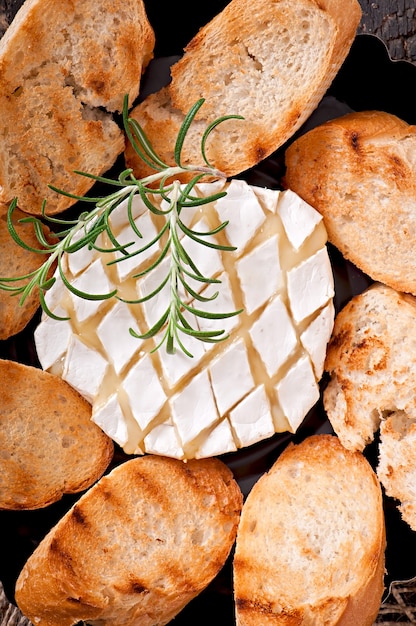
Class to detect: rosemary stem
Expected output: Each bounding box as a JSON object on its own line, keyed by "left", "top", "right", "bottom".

{"left": 167, "top": 182, "right": 182, "bottom": 352}
{"left": 1, "top": 97, "right": 243, "bottom": 357}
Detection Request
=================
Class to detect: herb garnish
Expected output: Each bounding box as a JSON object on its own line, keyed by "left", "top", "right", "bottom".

{"left": 0, "top": 96, "right": 244, "bottom": 356}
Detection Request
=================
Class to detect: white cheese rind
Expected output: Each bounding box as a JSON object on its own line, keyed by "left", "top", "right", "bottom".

{"left": 236, "top": 235, "right": 282, "bottom": 315}
{"left": 157, "top": 312, "right": 205, "bottom": 387}
{"left": 69, "top": 258, "right": 114, "bottom": 323}
{"left": 122, "top": 356, "right": 167, "bottom": 431}
{"left": 249, "top": 295, "right": 298, "bottom": 377}
{"left": 113, "top": 211, "right": 159, "bottom": 282}
{"left": 277, "top": 189, "right": 322, "bottom": 251}
{"left": 62, "top": 336, "right": 108, "bottom": 404}
{"left": 275, "top": 355, "right": 320, "bottom": 432}
{"left": 209, "top": 339, "right": 255, "bottom": 416}
{"left": 213, "top": 179, "right": 266, "bottom": 252}
{"left": 300, "top": 301, "right": 335, "bottom": 378}
{"left": 108, "top": 194, "right": 147, "bottom": 231}
{"left": 194, "top": 418, "right": 237, "bottom": 459}
{"left": 194, "top": 272, "right": 239, "bottom": 342}
{"left": 34, "top": 305, "right": 72, "bottom": 372}
{"left": 35, "top": 181, "right": 334, "bottom": 459}
{"left": 229, "top": 385, "right": 275, "bottom": 447}
{"left": 287, "top": 247, "right": 335, "bottom": 323}
{"left": 143, "top": 422, "right": 184, "bottom": 459}
{"left": 170, "top": 369, "right": 219, "bottom": 448}
{"left": 96, "top": 300, "right": 143, "bottom": 375}
{"left": 92, "top": 393, "right": 129, "bottom": 447}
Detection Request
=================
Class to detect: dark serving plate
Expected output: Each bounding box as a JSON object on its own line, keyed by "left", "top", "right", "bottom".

{"left": 1, "top": 6, "right": 416, "bottom": 622}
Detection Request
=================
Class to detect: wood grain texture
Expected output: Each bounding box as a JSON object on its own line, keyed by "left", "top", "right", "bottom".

{"left": 1, "top": 1, "right": 416, "bottom": 64}
{"left": 357, "top": 0, "right": 416, "bottom": 63}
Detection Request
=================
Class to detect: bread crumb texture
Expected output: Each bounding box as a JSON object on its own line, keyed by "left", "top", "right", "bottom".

{"left": 0, "top": 360, "right": 113, "bottom": 510}
{"left": 0, "top": 0, "right": 155, "bottom": 215}
{"left": 234, "top": 434, "right": 385, "bottom": 626}
{"left": 0, "top": 203, "right": 57, "bottom": 338}
{"left": 126, "top": 0, "right": 361, "bottom": 180}
{"left": 284, "top": 110, "right": 416, "bottom": 295}
{"left": 324, "top": 283, "right": 416, "bottom": 530}
{"left": 15, "top": 455, "right": 242, "bottom": 625}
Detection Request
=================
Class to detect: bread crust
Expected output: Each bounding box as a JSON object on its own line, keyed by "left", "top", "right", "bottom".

{"left": 233, "top": 434, "right": 385, "bottom": 626}
{"left": 125, "top": 0, "right": 361, "bottom": 181}
{"left": 0, "top": 0, "right": 155, "bottom": 215}
{"left": 0, "top": 203, "right": 57, "bottom": 339}
{"left": 0, "top": 359, "right": 114, "bottom": 510}
{"left": 15, "top": 455, "right": 242, "bottom": 625}
{"left": 284, "top": 110, "right": 416, "bottom": 295}
{"left": 324, "top": 283, "right": 416, "bottom": 530}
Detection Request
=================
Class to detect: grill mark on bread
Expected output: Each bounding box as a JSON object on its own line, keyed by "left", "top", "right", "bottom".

{"left": 387, "top": 153, "right": 407, "bottom": 182}
{"left": 113, "top": 578, "right": 150, "bottom": 595}
{"left": 15, "top": 456, "right": 242, "bottom": 624}
{"left": 71, "top": 504, "right": 89, "bottom": 527}
{"left": 285, "top": 110, "right": 416, "bottom": 294}
{"left": 129, "top": 581, "right": 149, "bottom": 595}
{"left": 0, "top": 0, "right": 155, "bottom": 214}
{"left": 0, "top": 360, "right": 113, "bottom": 510}
{"left": 234, "top": 435, "right": 385, "bottom": 625}
{"left": 350, "top": 130, "right": 360, "bottom": 150}
{"left": 127, "top": 0, "right": 361, "bottom": 181}
{"left": 235, "top": 596, "right": 274, "bottom": 615}
{"left": 323, "top": 285, "right": 416, "bottom": 529}
{"left": 50, "top": 538, "right": 76, "bottom": 576}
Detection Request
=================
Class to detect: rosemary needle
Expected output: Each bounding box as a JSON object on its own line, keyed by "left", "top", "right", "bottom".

{"left": 0, "top": 96, "right": 244, "bottom": 356}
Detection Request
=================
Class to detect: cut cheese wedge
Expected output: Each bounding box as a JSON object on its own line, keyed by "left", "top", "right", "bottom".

{"left": 34, "top": 180, "right": 334, "bottom": 459}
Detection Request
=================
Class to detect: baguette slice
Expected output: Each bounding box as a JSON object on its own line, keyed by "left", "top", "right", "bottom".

{"left": 0, "top": 203, "right": 56, "bottom": 339}
{"left": 0, "top": 0, "right": 155, "bottom": 216}
{"left": 0, "top": 360, "right": 114, "bottom": 510}
{"left": 284, "top": 110, "right": 416, "bottom": 295}
{"left": 233, "top": 434, "right": 385, "bottom": 626}
{"left": 125, "top": 0, "right": 361, "bottom": 181}
{"left": 324, "top": 282, "right": 416, "bottom": 530}
{"left": 15, "top": 455, "right": 243, "bottom": 626}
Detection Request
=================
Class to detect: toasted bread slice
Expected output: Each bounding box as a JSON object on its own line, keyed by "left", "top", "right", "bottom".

{"left": 284, "top": 110, "right": 416, "bottom": 295}
{"left": 233, "top": 434, "right": 385, "bottom": 626}
{"left": 15, "top": 455, "right": 242, "bottom": 625}
{"left": 0, "top": 0, "right": 155, "bottom": 216}
{"left": 324, "top": 282, "right": 416, "bottom": 530}
{"left": 0, "top": 360, "right": 113, "bottom": 510}
{"left": 0, "top": 203, "right": 56, "bottom": 339}
{"left": 125, "top": 0, "right": 361, "bottom": 181}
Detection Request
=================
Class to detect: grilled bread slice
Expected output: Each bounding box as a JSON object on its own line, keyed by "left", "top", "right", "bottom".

{"left": 284, "top": 110, "right": 416, "bottom": 296}
{"left": 125, "top": 0, "right": 361, "bottom": 181}
{"left": 233, "top": 434, "right": 385, "bottom": 626}
{"left": 0, "top": 360, "right": 113, "bottom": 510}
{"left": 324, "top": 282, "right": 416, "bottom": 530}
{"left": 15, "top": 455, "right": 243, "bottom": 626}
{"left": 0, "top": 0, "right": 155, "bottom": 216}
{"left": 0, "top": 203, "right": 56, "bottom": 339}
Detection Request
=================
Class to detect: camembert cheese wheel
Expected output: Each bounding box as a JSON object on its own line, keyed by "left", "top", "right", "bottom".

{"left": 34, "top": 179, "right": 334, "bottom": 460}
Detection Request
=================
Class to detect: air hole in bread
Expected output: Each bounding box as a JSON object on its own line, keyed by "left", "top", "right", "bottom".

{"left": 191, "top": 528, "right": 206, "bottom": 546}
{"left": 61, "top": 436, "right": 76, "bottom": 448}
{"left": 203, "top": 494, "right": 216, "bottom": 507}
{"left": 386, "top": 411, "right": 416, "bottom": 437}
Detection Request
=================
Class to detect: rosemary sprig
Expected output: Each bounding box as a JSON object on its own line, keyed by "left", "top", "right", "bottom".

{"left": 0, "top": 96, "right": 244, "bottom": 356}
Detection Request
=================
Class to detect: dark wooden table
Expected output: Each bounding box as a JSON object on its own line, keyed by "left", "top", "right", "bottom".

{"left": 1, "top": 1, "right": 416, "bottom": 65}
{"left": 358, "top": 0, "right": 416, "bottom": 63}
{"left": 1, "top": 2, "right": 416, "bottom": 625}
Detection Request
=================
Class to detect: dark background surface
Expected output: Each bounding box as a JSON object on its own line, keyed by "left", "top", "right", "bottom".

{"left": 1, "top": 1, "right": 416, "bottom": 625}
{"left": 1, "top": 1, "right": 416, "bottom": 62}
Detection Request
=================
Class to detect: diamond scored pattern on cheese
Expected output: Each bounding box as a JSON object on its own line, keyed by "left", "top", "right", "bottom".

{"left": 35, "top": 181, "right": 334, "bottom": 459}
